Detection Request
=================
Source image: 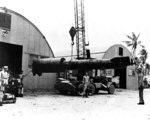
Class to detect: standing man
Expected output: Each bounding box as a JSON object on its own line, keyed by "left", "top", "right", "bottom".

{"left": 82, "top": 72, "right": 90, "bottom": 98}
{"left": 18, "top": 69, "right": 32, "bottom": 96}
{"left": 136, "top": 57, "right": 146, "bottom": 105}
{"left": 1, "top": 66, "right": 9, "bottom": 85}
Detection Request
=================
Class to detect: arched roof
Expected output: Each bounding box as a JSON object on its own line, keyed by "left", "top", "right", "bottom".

{"left": 0, "top": 7, "right": 54, "bottom": 57}
{"left": 102, "top": 44, "right": 134, "bottom": 59}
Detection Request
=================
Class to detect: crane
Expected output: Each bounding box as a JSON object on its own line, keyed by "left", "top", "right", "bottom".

{"left": 74, "top": 0, "right": 87, "bottom": 59}
{"left": 31, "top": 0, "right": 134, "bottom": 95}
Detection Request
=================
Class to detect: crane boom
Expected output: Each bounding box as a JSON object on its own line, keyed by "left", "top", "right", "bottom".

{"left": 74, "top": 0, "right": 86, "bottom": 59}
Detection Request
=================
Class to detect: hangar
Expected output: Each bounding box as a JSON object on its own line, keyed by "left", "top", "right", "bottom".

{"left": 0, "top": 7, "right": 57, "bottom": 90}
{"left": 94, "top": 44, "right": 138, "bottom": 90}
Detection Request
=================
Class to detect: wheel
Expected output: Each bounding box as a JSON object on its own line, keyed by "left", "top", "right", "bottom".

{"left": 17, "top": 87, "right": 24, "bottom": 97}
{"left": 13, "top": 97, "right": 16, "bottom": 103}
{"left": 78, "top": 84, "right": 84, "bottom": 96}
{"left": 87, "top": 84, "right": 95, "bottom": 96}
{"left": 108, "top": 84, "right": 115, "bottom": 94}
{"left": 95, "top": 89, "right": 99, "bottom": 94}
{"left": 59, "top": 90, "right": 68, "bottom": 95}
{"left": 0, "top": 98, "right": 3, "bottom": 106}
{"left": 20, "top": 94, "right": 23, "bottom": 97}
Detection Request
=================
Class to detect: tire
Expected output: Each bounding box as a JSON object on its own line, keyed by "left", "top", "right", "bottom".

{"left": 87, "top": 84, "right": 95, "bottom": 96}
{"left": 18, "top": 87, "right": 24, "bottom": 97}
{"left": 95, "top": 89, "right": 99, "bottom": 94}
{"left": 59, "top": 90, "right": 68, "bottom": 95}
{"left": 12, "top": 97, "right": 16, "bottom": 103}
{"left": 108, "top": 84, "right": 115, "bottom": 94}
{"left": 18, "top": 94, "right": 23, "bottom": 97}
{"left": 78, "top": 84, "right": 84, "bottom": 96}
{"left": 0, "top": 102, "right": 2, "bottom": 106}
{"left": 13, "top": 98, "right": 16, "bottom": 103}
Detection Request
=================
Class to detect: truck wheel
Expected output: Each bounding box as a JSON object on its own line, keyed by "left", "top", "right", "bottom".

{"left": 12, "top": 97, "right": 16, "bottom": 103}
{"left": 87, "top": 84, "right": 95, "bottom": 96}
{"left": 59, "top": 90, "right": 68, "bottom": 95}
{"left": 108, "top": 84, "right": 115, "bottom": 94}
{"left": 18, "top": 88, "right": 24, "bottom": 97}
{"left": 95, "top": 89, "right": 99, "bottom": 94}
{"left": 78, "top": 84, "right": 84, "bottom": 96}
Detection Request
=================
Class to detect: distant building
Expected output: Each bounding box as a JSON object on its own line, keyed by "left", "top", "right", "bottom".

{"left": 60, "top": 44, "right": 138, "bottom": 90}
{"left": 93, "top": 44, "right": 138, "bottom": 90}
{"left": 0, "top": 7, "right": 57, "bottom": 90}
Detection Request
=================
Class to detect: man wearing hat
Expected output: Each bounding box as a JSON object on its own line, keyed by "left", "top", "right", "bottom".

{"left": 1, "top": 66, "right": 9, "bottom": 85}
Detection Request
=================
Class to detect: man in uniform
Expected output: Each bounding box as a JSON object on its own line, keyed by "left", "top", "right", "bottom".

{"left": 82, "top": 72, "right": 90, "bottom": 98}
{"left": 1, "top": 66, "right": 9, "bottom": 85}
{"left": 18, "top": 69, "right": 31, "bottom": 96}
{"left": 136, "top": 57, "right": 146, "bottom": 105}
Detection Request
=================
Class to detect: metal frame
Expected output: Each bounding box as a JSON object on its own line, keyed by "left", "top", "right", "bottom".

{"left": 74, "top": 0, "right": 86, "bottom": 59}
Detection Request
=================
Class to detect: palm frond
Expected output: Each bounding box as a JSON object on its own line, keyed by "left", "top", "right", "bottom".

{"left": 132, "top": 44, "right": 137, "bottom": 50}
{"left": 126, "top": 32, "right": 141, "bottom": 57}
{"left": 126, "top": 35, "right": 133, "bottom": 40}
{"left": 123, "top": 41, "right": 132, "bottom": 46}
{"left": 140, "top": 45, "right": 145, "bottom": 48}
{"left": 132, "top": 32, "right": 136, "bottom": 40}
{"left": 137, "top": 41, "right": 141, "bottom": 45}
{"left": 136, "top": 33, "right": 140, "bottom": 40}
{"left": 123, "top": 40, "right": 131, "bottom": 43}
{"left": 132, "top": 33, "right": 140, "bottom": 42}
{"left": 128, "top": 43, "right": 133, "bottom": 47}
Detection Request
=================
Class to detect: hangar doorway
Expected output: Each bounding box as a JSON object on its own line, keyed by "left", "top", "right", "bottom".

{"left": 115, "top": 68, "right": 126, "bottom": 89}
{"left": 0, "top": 42, "right": 22, "bottom": 74}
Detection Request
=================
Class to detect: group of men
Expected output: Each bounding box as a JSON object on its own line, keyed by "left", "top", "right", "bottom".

{"left": 0, "top": 62, "right": 146, "bottom": 103}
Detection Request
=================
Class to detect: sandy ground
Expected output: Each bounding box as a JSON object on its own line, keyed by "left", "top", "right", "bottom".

{"left": 0, "top": 89, "right": 150, "bottom": 121}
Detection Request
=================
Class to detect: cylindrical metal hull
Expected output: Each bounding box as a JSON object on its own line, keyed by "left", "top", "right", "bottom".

{"left": 32, "top": 56, "right": 133, "bottom": 76}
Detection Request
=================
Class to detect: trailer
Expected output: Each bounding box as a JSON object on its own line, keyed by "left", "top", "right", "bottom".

{"left": 32, "top": 56, "right": 133, "bottom": 95}
{"left": 54, "top": 75, "right": 118, "bottom": 95}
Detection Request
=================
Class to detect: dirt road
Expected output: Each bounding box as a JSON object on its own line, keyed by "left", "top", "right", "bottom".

{"left": 0, "top": 89, "right": 150, "bottom": 121}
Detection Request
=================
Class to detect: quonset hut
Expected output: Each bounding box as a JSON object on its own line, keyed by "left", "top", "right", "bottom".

{"left": 93, "top": 44, "right": 138, "bottom": 90}
{"left": 0, "top": 7, "right": 57, "bottom": 90}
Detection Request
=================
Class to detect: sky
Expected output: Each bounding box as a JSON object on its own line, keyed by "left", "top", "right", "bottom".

{"left": 1, "top": 0, "right": 150, "bottom": 62}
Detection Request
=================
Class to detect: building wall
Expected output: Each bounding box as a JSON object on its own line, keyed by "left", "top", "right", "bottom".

{"left": 0, "top": 7, "right": 57, "bottom": 90}
{"left": 126, "top": 65, "right": 138, "bottom": 90}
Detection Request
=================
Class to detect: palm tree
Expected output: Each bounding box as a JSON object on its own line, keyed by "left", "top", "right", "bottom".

{"left": 139, "top": 48, "right": 148, "bottom": 62}
{"left": 123, "top": 32, "right": 141, "bottom": 58}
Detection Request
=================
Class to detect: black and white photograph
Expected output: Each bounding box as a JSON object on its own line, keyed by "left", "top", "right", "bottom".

{"left": 0, "top": 0, "right": 150, "bottom": 121}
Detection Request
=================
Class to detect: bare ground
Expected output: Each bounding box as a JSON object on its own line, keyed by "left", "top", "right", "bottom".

{"left": 0, "top": 89, "right": 150, "bottom": 121}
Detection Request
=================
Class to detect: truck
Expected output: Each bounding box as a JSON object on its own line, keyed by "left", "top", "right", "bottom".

{"left": 54, "top": 75, "right": 119, "bottom": 95}
{"left": 32, "top": 56, "right": 133, "bottom": 96}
